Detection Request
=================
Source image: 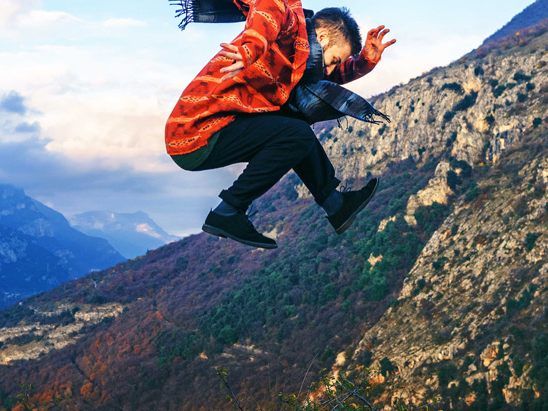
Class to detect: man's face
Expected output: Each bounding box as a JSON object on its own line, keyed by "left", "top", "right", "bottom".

{"left": 316, "top": 30, "right": 353, "bottom": 76}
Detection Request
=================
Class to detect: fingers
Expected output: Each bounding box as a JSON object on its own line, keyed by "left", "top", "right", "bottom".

{"left": 220, "top": 43, "right": 239, "bottom": 52}
{"left": 219, "top": 50, "right": 242, "bottom": 61}
{"left": 378, "top": 28, "right": 390, "bottom": 42}
{"left": 220, "top": 60, "right": 244, "bottom": 74}
{"left": 381, "top": 38, "right": 397, "bottom": 50}
{"left": 221, "top": 68, "right": 243, "bottom": 82}
{"left": 367, "top": 25, "right": 397, "bottom": 53}
{"left": 219, "top": 42, "right": 244, "bottom": 79}
{"left": 367, "top": 25, "right": 385, "bottom": 38}
{"left": 219, "top": 43, "right": 243, "bottom": 61}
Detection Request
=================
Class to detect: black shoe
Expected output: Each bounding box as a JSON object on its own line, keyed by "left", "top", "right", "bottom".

{"left": 326, "top": 177, "right": 379, "bottom": 234}
{"left": 202, "top": 209, "right": 278, "bottom": 249}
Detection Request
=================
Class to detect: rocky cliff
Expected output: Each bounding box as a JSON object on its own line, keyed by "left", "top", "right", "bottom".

{"left": 300, "top": 24, "right": 547, "bottom": 411}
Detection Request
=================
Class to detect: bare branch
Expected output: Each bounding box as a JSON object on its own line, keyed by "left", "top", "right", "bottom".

{"left": 297, "top": 351, "right": 320, "bottom": 400}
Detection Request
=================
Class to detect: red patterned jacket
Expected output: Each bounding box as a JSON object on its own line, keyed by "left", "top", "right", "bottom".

{"left": 165, "top": 0, "right": 376, "bottom": 156}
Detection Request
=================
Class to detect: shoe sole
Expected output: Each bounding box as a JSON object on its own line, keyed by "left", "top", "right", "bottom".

{"left": 335, "top": 177, "right": 380, "bottom": 235}
{"left": 202, "top": 224, "right": 278, "bottom": 249}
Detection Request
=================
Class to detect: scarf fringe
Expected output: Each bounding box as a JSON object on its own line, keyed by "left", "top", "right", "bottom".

{"left": 365, "top": 107, "right": 391, "bottom": 125}
{"left": 169, "top": 0, "right": 195, "bottom": 30}
{"left": 336, "top": 109, "right": 390, "bottom": 131}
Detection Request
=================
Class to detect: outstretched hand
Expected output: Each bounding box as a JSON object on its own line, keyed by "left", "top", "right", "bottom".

{"left": 218, "top": 43, "right": 244, "bottom": 81}
{"left": 362, "top": 25, "right": 397, "bottom": 65}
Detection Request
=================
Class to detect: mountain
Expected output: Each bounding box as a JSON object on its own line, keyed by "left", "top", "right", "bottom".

{"left": 0, "top": 12, "right": 546, "bottom": 411}
{"left": 0, "top": 184, "right": 126, "bottom": 309}
{"left": 69, "top": 210, "right": 180, "bottom": 259}
{"left": 481, "top": 0, "right": 548, "bottom": 47}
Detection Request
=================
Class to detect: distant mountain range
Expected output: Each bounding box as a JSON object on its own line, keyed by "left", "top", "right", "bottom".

{"left": 69, "top": 211, "right": 180, "bottom": 259}
{"left": 0, "top": 184, "right": 126, "bottom": 309}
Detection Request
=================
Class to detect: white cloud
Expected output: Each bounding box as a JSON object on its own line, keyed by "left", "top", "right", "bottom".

{"left": 102, "top": 18, "right": 147, "bottom": 29}
{"left": 19, "top": 10, "right": 83, "bottom": 28}
{"left": 0, "top": 1, "right": 83, "bottom": 34}
{"left": 0, "top": 0, "right": 41, "bottom": 28}
{"left": 0, "top": 1, "right": 147, "bottom": 35}
{"left": 0, "top": 41, "right": 196, "bottom": 174}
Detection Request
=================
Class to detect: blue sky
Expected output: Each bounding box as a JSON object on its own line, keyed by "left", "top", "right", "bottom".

{"left": 0, "top": 0, "right": 534, "bottom": 238}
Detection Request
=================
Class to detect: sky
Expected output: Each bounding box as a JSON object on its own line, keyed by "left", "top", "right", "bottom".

{"left": 0, "top": 0, "right": 534, "bottom": 238}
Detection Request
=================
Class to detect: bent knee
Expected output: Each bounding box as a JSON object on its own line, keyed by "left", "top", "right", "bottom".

{"left": 283, "top": 118, "right": 316, "bottom": 148}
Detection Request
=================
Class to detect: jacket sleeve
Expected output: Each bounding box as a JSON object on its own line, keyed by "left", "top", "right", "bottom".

{"left": 235, "top": 0, "right": 289, "bottom": 68}
{"left": 325, "top": 51, "right": 377, "bottom": 84}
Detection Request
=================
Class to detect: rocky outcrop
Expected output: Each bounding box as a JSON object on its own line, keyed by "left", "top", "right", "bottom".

{"left": 344, "top": 134, "right": 546, "bottom": 408}
{"left": 312, "top": 29, "right": 547, "bottom": 410}
{"left": 0, "top": 303, "right": 124, "bottom": 365}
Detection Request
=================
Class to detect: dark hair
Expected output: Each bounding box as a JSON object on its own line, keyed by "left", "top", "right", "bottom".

{"left": 311, "top": 7, "right": 362, "bottom": 56}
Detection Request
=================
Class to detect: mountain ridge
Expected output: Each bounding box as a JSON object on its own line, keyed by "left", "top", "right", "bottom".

{"left": 69, "top": 210, "right": 180, "bottom": 259}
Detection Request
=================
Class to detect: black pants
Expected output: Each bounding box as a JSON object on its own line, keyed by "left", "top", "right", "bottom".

{"left": 190, "top": 113, "right": 341, "bottom": 212}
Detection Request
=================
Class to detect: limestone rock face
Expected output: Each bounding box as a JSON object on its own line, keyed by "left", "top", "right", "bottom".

{"left": 316, "top": 31, "right": 547, "bottom": 409}
{"left": 343, "top": 139, "right": 546, "bottom": 408}
{"left": 0, "top": 303, "right": 124, "bottom": 365}
{"left": 404, "top": 161, "right": 454, "bottom": 226}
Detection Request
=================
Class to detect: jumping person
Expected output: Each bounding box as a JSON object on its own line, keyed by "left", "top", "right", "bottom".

{"left": 165, "top": 0, "right": 396, "bottom": 249}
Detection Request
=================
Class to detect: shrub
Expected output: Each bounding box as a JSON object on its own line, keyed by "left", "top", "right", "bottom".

{"left": 533, "top": 117, "right": 542, "bottom": 128}
{"left": 441, "top": 82, "right": 464, "bottom": 94}
{"left": 379, "top": 357, "right": 396, "bottom": 376}
{"left": 524, "top": 232, "right": 541, "bottom": 251}
{"left": 413, "top": 278, "right": 427, "bottom": 295}
{"left": 443, "top": 110, "right": 456, "bottom": 123}
{"left": 464, "top": 182, "right": 479, "bottom": 201}
{"left": 449, "top": 158, "right": 472, "bottom": 178}
{"left": 526, "top": 82, "right": 535, "bottom": 91}
{"left": 154, "top": 329, "right": 203, "bottom": 365}
{"left": 474, "top": 66, "right": 484, "bottom": 76}
{"left": 513, "top": 71, "right": 532, "bottom": 83}
{"left": 438, "top": 361, "right": 458, "bottom": 388}
{"left": 175, "top": 257, "right": 188, "bottom": 271}
{"left": 432, "top": 256, "right": 448, "bottom": 271}
{"left": 506, "top": 285, "right": 537, "bottom": 314}
{"left": 358, "top": 350, "right": 373, "bottom": 367}
{"left": 485, "top": 114, "right": 495, "bottom": 127}
{"left": 446, "top": 131, "right": 458, "bottom": 147}
{"left": 378, "top": 124, "right": 387, "bottom": 135}
{"left": 512, "top": 196, "right": 529, "bottom": 217}
{"left": 517, "top": 92, "right": 527, "bottom": 103}
{"left": 493, "top": 84, "right": 507, "bottom": 98}
{"left": 530, "top": 332, "right": 548, "bottom": 398}
{"left": 453, "top": 92, "right": 478, "bottom": 112}
{"left": 447, "top": 170, "right": 462, "bottom": 190}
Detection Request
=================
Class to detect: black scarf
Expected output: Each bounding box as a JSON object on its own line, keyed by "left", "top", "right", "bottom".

{"left": 169, "top": 0, "right": 390, "bottom": 125}
{"left": 169, "top": 0, "right": 246, "bottom": 30}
